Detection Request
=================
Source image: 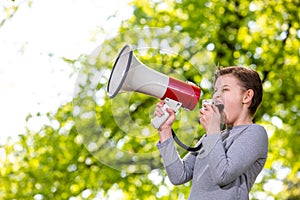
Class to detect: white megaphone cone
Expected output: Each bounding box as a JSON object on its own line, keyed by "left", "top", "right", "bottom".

{"left": 107, "top": 44, "right": 201, "bottom": 129}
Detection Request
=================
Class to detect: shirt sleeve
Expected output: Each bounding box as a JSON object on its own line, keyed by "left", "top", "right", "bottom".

{"left": 206, "top": 125, "right": 268, "bottom": 186}
{"left": 157, "top": 137, "right": 197, "bottom": 185}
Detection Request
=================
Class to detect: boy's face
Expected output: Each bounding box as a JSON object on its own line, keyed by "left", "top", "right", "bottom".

{"left": 213, "top": 74, "right": 247, "bottom": 126}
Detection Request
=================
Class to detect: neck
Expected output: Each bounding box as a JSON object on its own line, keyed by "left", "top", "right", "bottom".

{"left": 226, "top": 115, "right": 253, "bottom": 128}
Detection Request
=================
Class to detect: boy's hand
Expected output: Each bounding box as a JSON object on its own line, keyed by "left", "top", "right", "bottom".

{"left": 154, "top": 101, "right": 176, "bottom": 142}
{"left": 199, "top": 104, "right": 221, "bottom": 135}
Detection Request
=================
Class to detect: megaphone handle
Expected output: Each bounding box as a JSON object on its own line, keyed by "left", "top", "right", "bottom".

{"left": 151, "top": 98, "right": 182, "bottom": 129}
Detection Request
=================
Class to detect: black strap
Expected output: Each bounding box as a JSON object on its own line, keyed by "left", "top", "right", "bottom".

{"left": 171, "top": 129, "right": 202, "bottom": 152}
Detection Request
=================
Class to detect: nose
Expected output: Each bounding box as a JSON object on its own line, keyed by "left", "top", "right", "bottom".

{"left": 213, "top": 90, "right": 220, "bottom": 100}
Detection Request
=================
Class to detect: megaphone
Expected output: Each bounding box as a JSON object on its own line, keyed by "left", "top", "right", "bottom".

{"left": 107, "top": 44, "right": 201, "bottom": 129}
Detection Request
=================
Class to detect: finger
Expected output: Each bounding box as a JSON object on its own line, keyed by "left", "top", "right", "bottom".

{"left": 199, "top": 114, "right": 204, "bottom": 121}
{"left": 199, "top": 108, "right": 205, "bottom": 115}
{"left": 166, "top": 108, "right": 175, "bottom": 115}
{"left": 199, "top": 115, "right": 207, "bottom": 128}
{"left": 153, "top": 110, "right": 160, "bottom": 117}
{"left": 211, "top": 104, "right": 220, "bottom": 114}
{"left": 204, "top": 104, "right": 214, "bottom": 111}
{"left": 155, "top": 107, "right": 164, "bottom": 116}
{"left": 200, "top": 106, "right": 211, "bottom": 115}
{"left": 157, "top": 101, "right": 165, "bottom": 107}
{"left": 199, "top": 108, "right": 208, "bottom": 118}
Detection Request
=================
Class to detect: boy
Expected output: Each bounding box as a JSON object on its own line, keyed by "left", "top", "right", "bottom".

{"left": 154, "top": 66, "right": 268, "bottom": 200}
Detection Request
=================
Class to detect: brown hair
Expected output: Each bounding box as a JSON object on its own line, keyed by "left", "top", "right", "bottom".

{"left": 214, "top": 66, "right": 263, "bottom": 116}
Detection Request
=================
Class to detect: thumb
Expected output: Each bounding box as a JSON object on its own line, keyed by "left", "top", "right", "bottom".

{"left": 166, "top": 108, "right": 175, "bottom": 115}
{"left": 165, "top": 108, "right": 176, "bottom": 125}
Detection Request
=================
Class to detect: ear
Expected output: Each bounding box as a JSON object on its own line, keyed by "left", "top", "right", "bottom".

{"left": 242, "top": 89, "right": 254, "bottom": 105}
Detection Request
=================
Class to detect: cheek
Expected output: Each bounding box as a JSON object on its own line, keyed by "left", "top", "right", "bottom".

{"left": 223, "top": 92, "right": 243, "bottom": 105}
{"left": 223, "top": 94, "right": 234, "bottom": 107}
{"left": 223, "top": 94, "right": 243, "bottom": 114}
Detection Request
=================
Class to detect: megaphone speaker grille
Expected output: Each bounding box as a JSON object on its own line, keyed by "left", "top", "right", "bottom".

{"left": 107, "top": 45, "right": 133, "bottom": 98}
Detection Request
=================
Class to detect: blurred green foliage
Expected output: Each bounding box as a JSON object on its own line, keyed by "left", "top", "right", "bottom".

{"left": 1, "top": 0, "right": 300, "bottom": 199}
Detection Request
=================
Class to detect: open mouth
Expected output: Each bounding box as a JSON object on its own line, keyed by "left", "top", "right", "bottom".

{"left": 216, "top": 104, "right": 224, "bottom": 112}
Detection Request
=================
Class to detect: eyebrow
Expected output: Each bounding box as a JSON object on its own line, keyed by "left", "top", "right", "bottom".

{"left": 222, "top": 84, "right": 230, "bottom": 87}
{"left": 215, "top": 84, "right": 231, "bottom": 89}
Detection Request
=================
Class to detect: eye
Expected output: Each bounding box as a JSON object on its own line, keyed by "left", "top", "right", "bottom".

{"left": 222, "top": 88, "right": 229, "bottom": 92}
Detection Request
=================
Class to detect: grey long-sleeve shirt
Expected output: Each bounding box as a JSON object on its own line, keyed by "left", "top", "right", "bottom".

{"left": 157, "top": 124, "right": 268, "bottom": 200}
